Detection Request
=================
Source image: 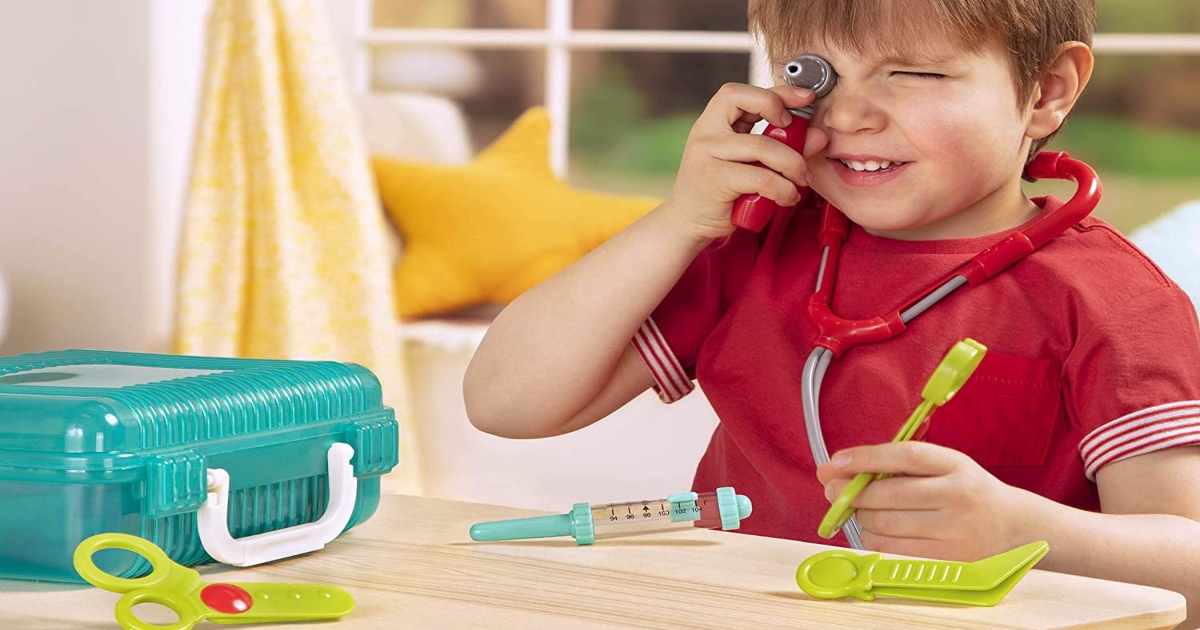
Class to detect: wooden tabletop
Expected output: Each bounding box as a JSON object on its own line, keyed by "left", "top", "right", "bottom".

{"left": 0, "top": 495, "right": 1184, "bottom": 629}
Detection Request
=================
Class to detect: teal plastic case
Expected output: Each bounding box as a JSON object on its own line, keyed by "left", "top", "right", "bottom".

{"left": 0, "top": 350, "right": 399, "bottom": 582}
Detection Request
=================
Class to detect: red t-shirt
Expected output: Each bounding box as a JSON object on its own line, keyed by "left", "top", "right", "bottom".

{"left": 632, "top": 196, "right": 1200, "bottom": 545}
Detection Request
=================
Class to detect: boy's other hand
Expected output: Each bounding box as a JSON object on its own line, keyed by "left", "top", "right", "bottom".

{"left": 816, "top": 441, "right": 1032, "bottom": 562}
{"left": 663, "top": 83, "right": 829, "bottom": 241}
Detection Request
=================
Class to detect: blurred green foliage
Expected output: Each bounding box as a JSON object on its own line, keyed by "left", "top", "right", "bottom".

{"left": 1095, "top": 0, "right": 1200, "bottom": 33}
{"left": 569, "top": 63, "right": 644, "bottom": 157}
{"left": 1056, "top": 116, "right": 1200, "bottom": 178}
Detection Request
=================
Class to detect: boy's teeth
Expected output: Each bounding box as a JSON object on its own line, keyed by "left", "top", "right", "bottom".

{"left": 842, "top": 159, "right": 895, "bottom": 172}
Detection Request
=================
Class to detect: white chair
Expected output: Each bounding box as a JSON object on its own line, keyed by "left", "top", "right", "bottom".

{"left": 1130, "top": 200, "right": 1200, "bottom": 307}
{"left": 359, "top": 94, "right": 720, "bottom": 510}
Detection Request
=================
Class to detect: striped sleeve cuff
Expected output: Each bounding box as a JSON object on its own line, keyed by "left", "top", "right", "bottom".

{"left": 1079, "top": 401, "right": 1200, "bottom": 481}
{"left": 631, "top": 318, "right": 695, "bottom": 403}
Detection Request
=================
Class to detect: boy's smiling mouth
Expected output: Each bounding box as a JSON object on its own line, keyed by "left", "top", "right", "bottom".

{"left": 837, "top": 158, "right": 907, "bottom": 172}
{"left": 828, "top": 153, "right": 912, "bottom": 187}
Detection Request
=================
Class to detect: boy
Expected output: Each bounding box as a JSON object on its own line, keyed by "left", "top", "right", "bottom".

{"left": 465, "top": 0, "right": 1200, "bottom": 621}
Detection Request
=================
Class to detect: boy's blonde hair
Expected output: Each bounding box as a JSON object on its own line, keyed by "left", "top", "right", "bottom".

{"left": 748, "top": 0, "right": 1096, "bottom": 157}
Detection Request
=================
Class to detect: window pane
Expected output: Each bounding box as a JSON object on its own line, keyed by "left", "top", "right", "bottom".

{"left": 372, "top": 48, "right": 544, "bottom": 153}
{"left": 372, "top": 0, "right": 546, "bottom": 29}
{"left": 568, "top": 51, "right": 751, "bottom": 196}
{"left": 1025, "top": 55, "right": 1200, "bottom": 234}
{"left": 1096, "top": 0, "right": 1200, "bottom": 33}
{"left": 573, "top": 1, "right": 747, "bottom": 32}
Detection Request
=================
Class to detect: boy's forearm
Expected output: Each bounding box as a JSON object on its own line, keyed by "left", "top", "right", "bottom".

{"left": 465, "top": 202, "right": 713, "bottom": 438}
{"left": 1012, "top": 490, "right": 1199, "bottom": 626}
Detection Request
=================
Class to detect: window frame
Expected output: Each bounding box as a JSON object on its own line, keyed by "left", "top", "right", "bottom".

{"left": 356, "top": 0, "right": 1200, "bottom": 177}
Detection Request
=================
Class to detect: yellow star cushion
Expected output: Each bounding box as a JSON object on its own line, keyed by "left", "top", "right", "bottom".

{"left": 374, "top": 107, "right": 660, "bottom": 319}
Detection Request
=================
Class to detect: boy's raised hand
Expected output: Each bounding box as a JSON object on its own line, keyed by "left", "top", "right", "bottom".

{"left": 816, "top": 442, "right": 1034, "bottom": 562}
{"left": 663, "top": 83, "right": 829, "bottom": 241}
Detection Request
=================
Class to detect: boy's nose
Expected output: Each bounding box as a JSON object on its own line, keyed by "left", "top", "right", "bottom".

{"left": 818, "top": 85, "right": 886, "bottom": 135}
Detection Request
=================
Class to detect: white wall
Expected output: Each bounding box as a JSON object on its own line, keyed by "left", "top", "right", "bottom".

{"left": 0, "top": 0, "right": 151, "bottom": 355}
{"left": 144, "top": 0, "right": 210, "bottom": 354}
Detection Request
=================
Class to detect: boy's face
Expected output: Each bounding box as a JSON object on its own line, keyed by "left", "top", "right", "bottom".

{"left": 797, "top": 38, "right": 1037, "bottom": 240}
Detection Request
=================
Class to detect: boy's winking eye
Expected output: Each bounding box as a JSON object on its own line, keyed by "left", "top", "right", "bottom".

{"left": 775, "top": 42, "right": 972, "bottom": 86}
{"left": 891, "top": 71, "right": 948, "bottom": 80}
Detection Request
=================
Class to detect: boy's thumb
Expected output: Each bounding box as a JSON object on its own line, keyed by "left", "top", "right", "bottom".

{"left": 802, "top": 126, "right": 830, "bottom": 159}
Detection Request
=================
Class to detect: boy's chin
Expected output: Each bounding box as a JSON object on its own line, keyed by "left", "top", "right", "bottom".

{"left": 837, "top": 206, "right": 928, "bottom": 235}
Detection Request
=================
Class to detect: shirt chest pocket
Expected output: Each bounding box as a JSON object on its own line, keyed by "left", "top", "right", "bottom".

{"left": 923, "top": 350, "right": 1063, "bottom": 468}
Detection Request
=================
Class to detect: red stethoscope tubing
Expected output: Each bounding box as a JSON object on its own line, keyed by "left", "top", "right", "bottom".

{"left": 792, "top": 152, "right": 1101, "bottom": 548}
{"left": 732, "top": 113, "right": 1103, "bottom": 358}
{"left": 807, "top": 151, "right": 1102, "bottom": 357}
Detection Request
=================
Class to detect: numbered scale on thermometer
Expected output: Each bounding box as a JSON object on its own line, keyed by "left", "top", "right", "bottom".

{"left": 469, "top": 488, "right": 752, "bottom": 545}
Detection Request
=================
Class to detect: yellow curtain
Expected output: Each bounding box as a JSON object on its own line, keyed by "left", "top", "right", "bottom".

{"left": 174, "top": 0, "right": 419, "bottom": 494}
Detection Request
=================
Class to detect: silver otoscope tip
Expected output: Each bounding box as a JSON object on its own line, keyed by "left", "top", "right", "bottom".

{"left": 782, "top": 54, "right": 836, "bottom": 118}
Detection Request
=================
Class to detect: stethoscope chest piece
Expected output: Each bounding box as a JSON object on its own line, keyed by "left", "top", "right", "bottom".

{"left": 783, "top": 54, "right": 837, "bottom": 98}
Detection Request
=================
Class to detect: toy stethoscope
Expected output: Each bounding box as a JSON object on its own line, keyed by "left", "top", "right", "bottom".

{"left": 732, "top": 55, "right": 1103, "bottom": 548}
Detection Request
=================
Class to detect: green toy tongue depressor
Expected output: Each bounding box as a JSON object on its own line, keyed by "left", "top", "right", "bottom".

{"left": 817, "top": 338, "right": 988, "bottom": 540}
{"left": 796, "top": 541, "right": 1050, "bottom": 606}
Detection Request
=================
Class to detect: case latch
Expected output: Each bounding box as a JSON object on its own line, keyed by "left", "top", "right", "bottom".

{"left": 344, "top": 415, "right": 399, "bottom": 476}
{"left": 145, "top": 451, "right": 207, "bottom": 518}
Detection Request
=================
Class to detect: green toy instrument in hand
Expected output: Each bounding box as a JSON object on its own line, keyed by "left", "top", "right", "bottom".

{"left": 818, "top": 338, "right": 988, "bottom": 540}
{"left": 73, "top": 533, "right": 354, "bottom": 630}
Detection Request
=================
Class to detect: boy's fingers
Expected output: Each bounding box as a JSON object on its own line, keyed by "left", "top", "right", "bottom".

{"left": 815, "top": 462, "right": 835, "bottom": 485}
{"left": 856, "top": 508, "right": 943, "bottom": 540}
{"left": 816, "top": 461, "right": 856, "bottom": 485}
{"left": 853, "top": 476, "right": 949, "bottom": 510}
{"left": 707, "top": 134, "right": 810, "bottom": 188}
{"left": 704, "top": 82, "right": 801, "bottom": 131}
{"left": 823, "top": 475, "right": 948, "bottom": 510}
{"left": 831, "top": 442, "right": 960, "bottom": 477}
{"left": 717, "top": 162, "right": 804, "bottom": 207}
{"left": 774, "top": 85, "right": 817, "bottom": 110}
{"left": 802, "top": 126, "right": 830, "bottom": 160}
{"left": 823, "top": 479, "right": 848, "bottom": 502}
{"left": 859, "top": 530, "right": 940, "bottom": 559}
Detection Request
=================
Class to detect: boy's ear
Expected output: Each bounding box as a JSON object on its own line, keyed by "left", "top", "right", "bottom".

{"left": 1027, "top": 42, "right": 1095, "bottom": 140}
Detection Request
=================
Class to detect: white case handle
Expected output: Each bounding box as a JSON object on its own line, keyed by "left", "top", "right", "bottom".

{"left": 197, "top": 443, "right": 358, "bottom": 567}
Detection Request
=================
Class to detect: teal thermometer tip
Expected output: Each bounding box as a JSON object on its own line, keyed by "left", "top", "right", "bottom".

{"left": 469, "top": 512, "right": 577, "bottom": 542}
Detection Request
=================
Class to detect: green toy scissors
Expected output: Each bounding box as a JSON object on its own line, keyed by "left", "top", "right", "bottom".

{"left": 73, "top": 533, "right": 354, "bottom": 630}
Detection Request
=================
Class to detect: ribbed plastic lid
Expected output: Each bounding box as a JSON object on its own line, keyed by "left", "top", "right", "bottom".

{"left": 0, "top": 350, "right": 385, "bottom": 454}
